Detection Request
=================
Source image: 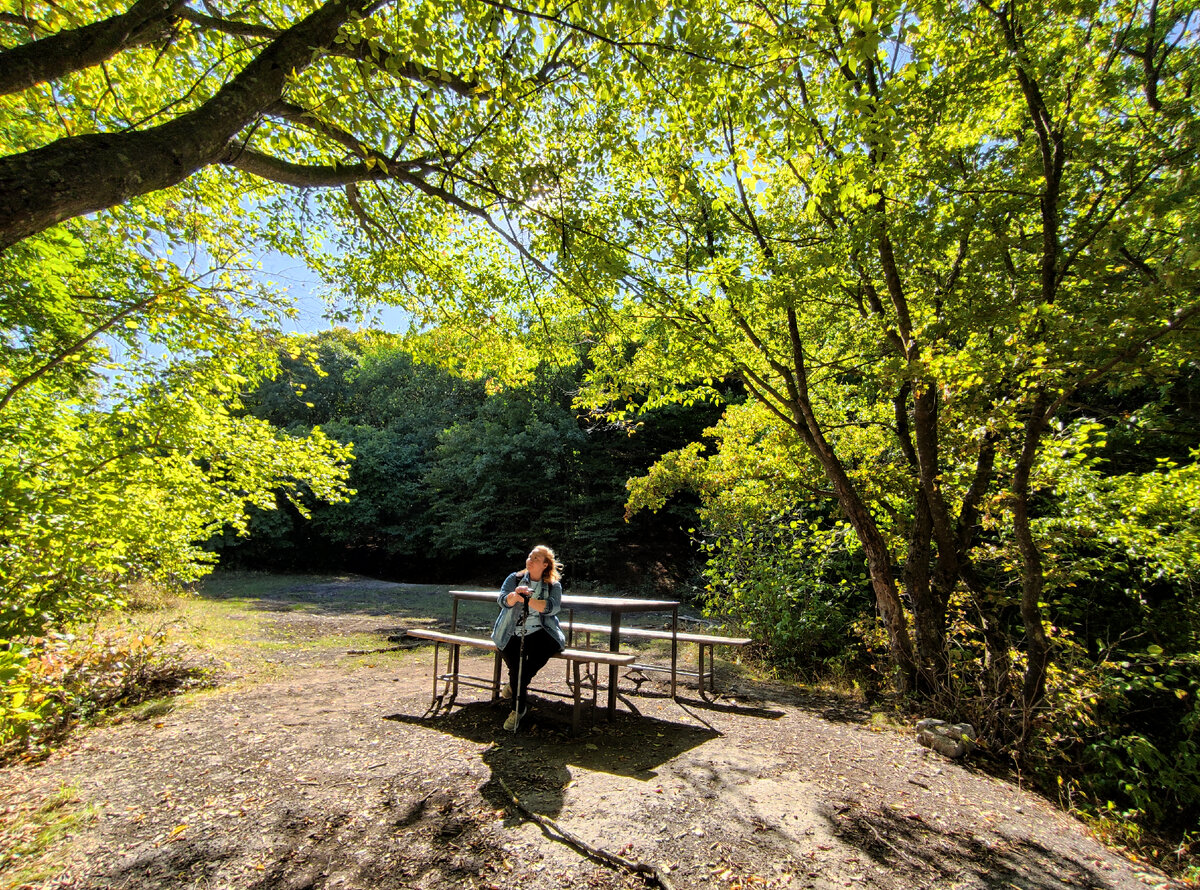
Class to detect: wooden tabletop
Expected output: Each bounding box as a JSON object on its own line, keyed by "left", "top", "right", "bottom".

{"left": 448, "top": 589, "right": 679, "bottom": 611}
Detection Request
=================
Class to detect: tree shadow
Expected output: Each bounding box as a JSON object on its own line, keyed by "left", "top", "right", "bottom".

{"left": 106, "top": 838, "right": 239, "bottom": 886}
{"left": 385, "top": 696, "right": 720, "bottom": 821}
{"left": 824, "top": 799, "right": 1134, "bottom": 890}
{"left": 616, "top": 684, "right": 788, "bottom": 722}
{"left": 617, "top": 665, "right": 867, "bottom": 726}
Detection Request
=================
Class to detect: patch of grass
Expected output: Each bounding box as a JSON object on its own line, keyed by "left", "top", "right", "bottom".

{"left": 166, "top": 594, "right": 274, "bottom": 661}
{"left": 122, "top": 578, "right": 179, "bottom": 612}
{"left": 867, "top": 709, "right": 910, "bottom": 733}
{"left": 164, "top": 577, "right": 442, "bottom": 672}
{"left": 194, "top": 570, "right": 333, "bottom": 601}
{"left": 122, "top": 697, "right": 177, "bottom": 722}
{"left": 797, "top": 670, "right": 871, "bottom": 702}
{"left": 195, "top": 570, "right": 453, "bottom": 621}
{"left": 3, "top": 573, "right": 463, "bottom": 765}
{"left": 0, "top": 783, "right": 95, "bottom": 890}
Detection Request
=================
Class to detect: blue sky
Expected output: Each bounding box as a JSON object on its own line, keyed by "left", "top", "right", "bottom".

{"left": 259, "top": 250, "right": 411, "bottom": 335}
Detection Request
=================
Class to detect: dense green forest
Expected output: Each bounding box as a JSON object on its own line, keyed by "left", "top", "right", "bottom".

{"left": 217, "top": 327, "right": 722, "bottom": 585}
{"left": 1, "top": 0, "right": 1198, "bottom": 875}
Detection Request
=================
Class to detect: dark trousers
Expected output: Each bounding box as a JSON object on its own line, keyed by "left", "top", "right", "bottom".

{"left": 501, "top": 628, "right": 559, "bottom": 711}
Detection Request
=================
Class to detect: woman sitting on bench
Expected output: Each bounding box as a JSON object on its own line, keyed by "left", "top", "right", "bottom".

{"left": 491, "top": 545, "right": 565, "bottom": 731}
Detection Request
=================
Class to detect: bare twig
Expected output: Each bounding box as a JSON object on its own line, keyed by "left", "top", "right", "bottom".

{"left": 864, "top": 817, "right": 924, "bottom": 868}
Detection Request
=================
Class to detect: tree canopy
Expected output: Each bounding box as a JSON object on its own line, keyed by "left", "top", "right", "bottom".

{"left": 0, "top": 0, "right": 654, "bottom": 633}
{"left": 2, "top": 0, "right": 1199, "bottom": 855}
{"left": 0, "top": 0, "right": 673, "bottom": 249}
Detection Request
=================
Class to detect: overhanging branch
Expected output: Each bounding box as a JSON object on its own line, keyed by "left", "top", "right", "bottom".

{"left": 326, "top": 39, "right": 479, "bottom": 97}
{"left": 0, "top": 0, "right": 377, "bottom": 251}
{"left": 220, "top": 144, "right": 391, "bottom": 187}
{"left": 0, "top": 0, "right": 185, "bottom": 96}
{"left": 179, "top": 7, "right": 280, "bottom": 39}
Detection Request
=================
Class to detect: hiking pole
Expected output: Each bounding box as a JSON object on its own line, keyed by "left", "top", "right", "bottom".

{"left": 513, "top": 577, "right": 530, "bottom": 733}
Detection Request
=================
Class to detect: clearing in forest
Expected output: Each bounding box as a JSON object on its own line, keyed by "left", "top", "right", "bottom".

{"left": 0, "top": 574, "right": 1177, "bottom": 890}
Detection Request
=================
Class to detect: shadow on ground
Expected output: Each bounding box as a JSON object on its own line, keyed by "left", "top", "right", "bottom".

{"left": 386, "top": 696, "right": 721, "bottom": 820}
{"left": 826, "top": 799, "right": 1134, "bottom": 890}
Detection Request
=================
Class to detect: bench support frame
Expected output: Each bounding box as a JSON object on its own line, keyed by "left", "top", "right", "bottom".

{"left": 409, "top": 630, "right": 631, "bottom": 733}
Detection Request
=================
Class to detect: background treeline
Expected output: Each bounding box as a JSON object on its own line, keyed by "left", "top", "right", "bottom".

{"left": 214, "top": 328, "right": 723, "bottom": 588}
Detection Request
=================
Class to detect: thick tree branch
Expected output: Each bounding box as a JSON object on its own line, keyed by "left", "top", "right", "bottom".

{"left": 736, "top": 373, "right": 809, "bottom": 438}
{"left": 893, "top": 382, "right": 919, "bottom": 471}
{"left": 1137, "top": 0, "right": 1163, "bottom": 110}
{"left": 0, "top": 0, "right": 376, "bottom": 252}
{"left": 220, "top": 145, "right": 392, "bottom": 187}
{"left": 861, "top": 281, "right": 908, "bottom": 356}
{"left": 0, "top": 0, "right": 185, "bottom": 97}
{"left": 980, "top": 0, "right": 1065, "bottom": 306}
{"left": 874, "top": 200, "right": 916, "bottom": 354}
{"left": 958, "top": 432, "right": 997, "bottom": 546}
{"left": 178, "top": 7, "right": 280, "bottom": 39}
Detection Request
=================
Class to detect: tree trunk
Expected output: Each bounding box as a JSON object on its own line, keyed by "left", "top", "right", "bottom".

{"left": 783, "top": 309, "right": 917, "bottom": 692}
{"left": 852, "top": 493, "right": 918, "bottom": 694}
{"left": 871, "top": 203, "right": 958, "bottom": 694}
{"left": 0, "top": 0, "right": 374, "bottom": 252}
{"left": 811, "top": 431, "right": 917, "bottom": 693}
{"left": 894, "top": 382, "right": 951, "bottom": 693}
{"left": 1012, "top": 396, "right": 1053, "bottom": 746}
{"left": 904, "top": 492, "right": 949, "bottom": 694}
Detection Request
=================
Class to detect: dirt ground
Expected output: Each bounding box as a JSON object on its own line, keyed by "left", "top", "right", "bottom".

{"left": 0, "top": 578, "right": 1182, "bottom": 890}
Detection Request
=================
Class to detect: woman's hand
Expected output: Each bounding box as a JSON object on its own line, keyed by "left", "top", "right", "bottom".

{"left": 528, "top": 598, "right": 547, "bottom": 613}
{"left": 506, "top": 585, "right": 532, "bottom": 607}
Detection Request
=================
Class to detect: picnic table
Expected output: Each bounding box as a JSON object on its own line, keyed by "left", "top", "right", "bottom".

{"left": 448, "top": 589, "right": 680, "bottom": 713}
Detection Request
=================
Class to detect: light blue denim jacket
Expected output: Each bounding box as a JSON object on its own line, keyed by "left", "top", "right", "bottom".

{"left": 490, "top": 571, "right": 566, "bottom": 650}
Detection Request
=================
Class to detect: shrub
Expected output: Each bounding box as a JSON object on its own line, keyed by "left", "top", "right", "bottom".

{"left": 0, "top": 626, "right": 213, "bottom": 763}
{"left": 697, "top": 515, "right": 872, "bottom": 677}
{"left": 1032, "top": 642, "right": 1200, "bottom": 876}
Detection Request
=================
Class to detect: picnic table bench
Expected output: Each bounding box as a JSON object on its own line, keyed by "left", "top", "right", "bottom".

{"left": 405, "top": 627, "right": 635, "bottom": 733}
{"left": 562, "top": 620, "right": 751, "bottom": 694}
